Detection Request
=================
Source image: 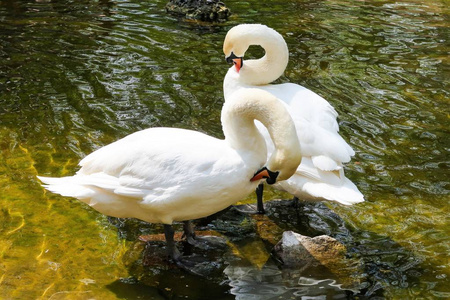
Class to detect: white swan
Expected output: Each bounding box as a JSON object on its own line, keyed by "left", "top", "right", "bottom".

{"left": 38, "top": 88, "right": 301, "bottom": 261}
{"left": 223, "top": 24, "right": 364, "bottom": 211}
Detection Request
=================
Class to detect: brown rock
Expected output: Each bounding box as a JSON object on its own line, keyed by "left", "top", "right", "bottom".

{"left": 274, "top": 231, "right": 346, "bottom": 268}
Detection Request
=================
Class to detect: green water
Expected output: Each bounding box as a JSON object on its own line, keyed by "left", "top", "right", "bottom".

{"left": 0, "top": 0, "right": 448, "bottom": 299}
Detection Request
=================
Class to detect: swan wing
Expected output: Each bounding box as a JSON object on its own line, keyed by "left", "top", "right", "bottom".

{"left": 262, "top": 83, "right": 339, "bottom": 131}
{"left": 78, "top": 128, "right": 230, "bottom": 183}
{"left": 255, "top": 83, "right": 355, "bottom": 168}
{"left": 273, "top": 158, "right": 364, "bottom": 205}
{"left": 39, "top": 128, "right": 248, "bottom": 222}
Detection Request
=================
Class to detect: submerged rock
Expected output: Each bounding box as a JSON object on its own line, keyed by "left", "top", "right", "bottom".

{"left": 274, "top": 231, "right": 347, "bottom": 268}
{"left": 273, "top": 230, "right": 363, "bottom": 289}
{"left": 113, "top": 201, "right": 412, "bottom": 297}
{"left": 166, "top": 0, "right": 231, "bottom": 22}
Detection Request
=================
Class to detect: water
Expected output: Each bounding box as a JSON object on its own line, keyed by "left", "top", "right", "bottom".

{"left": 0, "top": 0, "right": 448, "bottom": 298}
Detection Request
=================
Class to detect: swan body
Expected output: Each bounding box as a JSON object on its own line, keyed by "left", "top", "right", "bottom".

{"left": 223, "top": 24, "right": 364, "bottom": 205}
{"left": 40, "top": 128, "right": 261, "bottom": 224}
{"left": 38, "top": 88, "right": 301, "bottom": 225}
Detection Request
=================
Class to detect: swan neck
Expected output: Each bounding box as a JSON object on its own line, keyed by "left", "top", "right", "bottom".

{"left": 240, "top": 28, "right": 289, "bottom": 85}
{"left": 221, "top": 103, "right": 266, "bottom": 155}
{"left": 221, "top": 89, "right": 301, "bottom": 180}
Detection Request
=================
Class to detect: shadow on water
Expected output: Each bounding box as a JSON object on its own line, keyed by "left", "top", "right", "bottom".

{"left": 105, "top": 200, "right": 426, "bottom": 299}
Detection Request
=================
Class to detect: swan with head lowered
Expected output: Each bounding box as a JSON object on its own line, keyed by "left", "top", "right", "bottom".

{"left": 38, "top": 88, "right": 301, "bottom": 263}
{"left": 223, "top": 24, "right": 364, "bottom": 212}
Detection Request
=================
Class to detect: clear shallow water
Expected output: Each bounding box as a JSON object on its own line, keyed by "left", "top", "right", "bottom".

{"left": 0, "top": 0, "right": 448, "bottom": 298}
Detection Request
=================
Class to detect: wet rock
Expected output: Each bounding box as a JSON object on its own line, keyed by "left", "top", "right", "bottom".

{"left": 274, "top": 231, "right": 347, "bottom": 268}
{"left": 208, "top": 206, "right": 257, "bottom": 241}
{"left": 110, "top": 201, "right": 415, "bottom": 297}
{"left": 166, "top": 0, "right": 231, "bottom": 22}
{"left": 261, "top": 200, "right": 354, "bottom": 241}
{"left": 119, "top": 232, "right": 232, "bottom": 298}
{"left": 274, "top": 231, "right": 364, "bottom": 290}
{"left": 138, "top": 230, "right": 229, "bottom": 276}
{"left": 119, "top": 241, "right": 231, "bottom": 298}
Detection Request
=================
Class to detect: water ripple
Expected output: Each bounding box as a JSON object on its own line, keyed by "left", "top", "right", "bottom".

{"left": 0, "top": 0, "right": 448, "bottom": 298}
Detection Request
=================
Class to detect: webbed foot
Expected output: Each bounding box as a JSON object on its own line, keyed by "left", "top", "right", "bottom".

{"left": 182, "top": 221, "right": 227, "bottom": 250}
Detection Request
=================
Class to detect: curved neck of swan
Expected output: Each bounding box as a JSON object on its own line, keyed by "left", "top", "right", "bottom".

{"left": 227, "top": 25, "right": 289, "bottom": 86}
{"left": 221, "top": 89, "right": 301, "bottom": 180}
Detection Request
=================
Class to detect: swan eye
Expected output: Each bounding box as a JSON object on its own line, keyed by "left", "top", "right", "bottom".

{"left": 226, "top": 52, "right": 242, "bottom": 65}
{"left": 226, "top": 52, "right": 244, "bottom": 73}
{"left": 226, "top": 52, "right": 237, "bottom": 63}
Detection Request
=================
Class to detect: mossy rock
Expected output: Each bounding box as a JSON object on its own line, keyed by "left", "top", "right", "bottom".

{"left": 166, "top": 0, "right": 231, "bottom": 22}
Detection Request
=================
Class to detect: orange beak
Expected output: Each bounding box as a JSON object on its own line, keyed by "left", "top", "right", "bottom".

{"left": 226, "top": 53, "right": 243, "bottom": 73}
{"left": 250, "top": 168, "right": 270, "bottom": 182}
{"left": 233, "top": 57, "right": 243, "bottom": 73}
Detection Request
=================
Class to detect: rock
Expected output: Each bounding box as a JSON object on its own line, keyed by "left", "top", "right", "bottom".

{"left": 209, "top": 206, "right": 257, "bottom": 240}
{"left": 165, "top": 0, "right": 231, "bottom": 22}
{"left": 118, "top": 240, "right": 230, "bottom": 299}
{"left": 274, "top": 231, "right": 347, "bottom": 268}
{"left": 274, "top": 231, "right": 364, "bottom": 290}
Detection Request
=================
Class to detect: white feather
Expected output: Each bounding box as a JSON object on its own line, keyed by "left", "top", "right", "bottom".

{"left": 38, "top": 89, "right": 302, "bottom": 224}
{"left": 223, "top": 24, "right": 364, "bottom": 205}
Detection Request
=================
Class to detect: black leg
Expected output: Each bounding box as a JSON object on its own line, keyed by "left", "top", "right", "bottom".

{"left": 183, "top": 220, "right": 196, "bottom": 245}
{"left": 256, "top": 183, "right": 265, "bottom": 214}
{"left": 164, "top": 224, "right": 181, "bottom": 261}
{"left": 292, "top": 196, "right": 300, "bottom": 209}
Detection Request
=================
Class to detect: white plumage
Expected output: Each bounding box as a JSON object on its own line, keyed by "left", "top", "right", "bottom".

{"left": 223, "top": 24, "right": 364, "bottom": 205}
{"left": 38, "top": 88, "right": 302, "bottom": 226}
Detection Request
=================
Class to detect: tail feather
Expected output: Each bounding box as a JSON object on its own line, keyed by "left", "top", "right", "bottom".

{"left": 37, "top": 175, "right": 96, "bottom": 199}
{"left": 274, "top": 158, "right": 365, "bottom": 205}
{"left": 302, "top": 178, "right": 364, "bottom": 205}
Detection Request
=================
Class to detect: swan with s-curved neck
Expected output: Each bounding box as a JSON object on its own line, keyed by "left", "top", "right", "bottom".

{"left": 223, "top": 24, "right": 364, "bottom": 210}
{"left": 38, "top": 88, "right": 301, "bottom": 260}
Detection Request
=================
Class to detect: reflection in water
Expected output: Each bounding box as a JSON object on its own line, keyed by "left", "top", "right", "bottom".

{"left": 226, "top": 264, "right": 350, "bottom": 300}
{"left": 0, "top": 0, "right": 449, "bottom": 299}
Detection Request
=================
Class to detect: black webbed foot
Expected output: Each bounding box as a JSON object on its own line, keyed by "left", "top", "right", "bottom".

{"left": 182, "top": 221, "right": 227, "bottom": 250}
{"left": 163, "top": 222, "right": 225, "bottom": 277}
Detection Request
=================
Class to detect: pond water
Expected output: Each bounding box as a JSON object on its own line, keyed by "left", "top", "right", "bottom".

{"left": 0, "top": 0, "right": 448, "bottom": 299}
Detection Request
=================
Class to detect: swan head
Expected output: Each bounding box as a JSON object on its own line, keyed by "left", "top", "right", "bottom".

{"left": 250, "top": 166, "right": 279, "bottom": 184}
{"left": 223, "top": 24, "right": 251, "bottom": 58}
{"left": 268, "top": 148, "right": 302, "bottom": 182}
{"left": 250, "top": 150, "right": 301, "bottom": 185}
{"left": 250, "top": 142, "right": 302, "bottom": 185}
{"left": 223, "top": 25, "right": 253, "bottom": 74}
{"left": 223, "top": 24, "right": 289, "bottom": 84}
{"left": 225, "top": 52, "right": 244, "bottom": 73}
